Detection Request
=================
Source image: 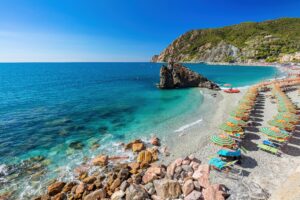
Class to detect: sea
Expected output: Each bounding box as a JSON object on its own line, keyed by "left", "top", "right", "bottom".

{"left": 0, "top": 62, "right": 279, "bottom": 199}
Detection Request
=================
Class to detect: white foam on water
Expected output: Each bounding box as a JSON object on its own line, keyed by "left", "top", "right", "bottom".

{"left": 174, "top": 118, "right": 203, "bottom": 133}
{"left": 0, "top": 164, "right": 8, "bottom": 176}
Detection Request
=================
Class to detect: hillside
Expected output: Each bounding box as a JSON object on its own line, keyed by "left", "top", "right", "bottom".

{"left": 152, "top": 18, "right": 300, "bottom": 63}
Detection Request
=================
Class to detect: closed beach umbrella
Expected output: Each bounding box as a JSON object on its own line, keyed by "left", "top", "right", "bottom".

{"left": 219, "top": 122, "right": 243, "bottom": 133}
{"left": 211, "top": 134, "right": 236, "bottom": 148}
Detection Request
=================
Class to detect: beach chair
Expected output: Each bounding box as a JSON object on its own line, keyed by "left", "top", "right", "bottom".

{"left": 263, "top": 140, "right": 280, "bottom": 148}
{"left": 258, "top": 144, "right": 280, "bottom": 156}
{"left": 209, "top": 157, "right": 238, "bottom": 171}
{"left": 217, "top": 149, "right": 242, "bottom": 164}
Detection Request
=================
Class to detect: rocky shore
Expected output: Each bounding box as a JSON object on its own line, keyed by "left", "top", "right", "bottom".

{"left": 34, "top": 138, "right": 229, "bottom": 200}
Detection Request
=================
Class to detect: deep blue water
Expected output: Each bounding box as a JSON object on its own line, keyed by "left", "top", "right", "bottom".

{"left": 0, "top": 62, "right": 277, "bottom": 198}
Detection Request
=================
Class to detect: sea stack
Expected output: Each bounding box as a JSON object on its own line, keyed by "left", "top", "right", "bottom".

{"left": 158, "top": 62, "right": 220, "bottom": 90}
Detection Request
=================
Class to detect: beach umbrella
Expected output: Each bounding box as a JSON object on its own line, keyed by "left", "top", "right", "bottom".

{"left": 234, "top": 107, "right": 249, "bottom": 113}
{"left": 273, "top": 116, "right": 298, "bottom": 124}
{"left": 210, "top": 134, "right": 236, "bottom": 148}
{"left": 230, "top": 110, "right": 249, "bottom": 119}
{"left": 219, "top": 122, "right": 243, "bottom": 133}
{"left": 276, "top": 112, "right": 298, "bottom": 120}
{"left": 259, "top": 127, "right": 289, "bottom": 139}
{"left": 268, "top": 119, "right": 294, "bottom": 131}
{"left": 238, "top": 104, "right": 252, "bottom": 110}
{"left": 227, "top": 118, "right": 247, "bottom": 126}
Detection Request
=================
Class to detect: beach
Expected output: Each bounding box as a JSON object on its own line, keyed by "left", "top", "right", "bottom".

{"left": 160, "top": 75, "right": 300, "bottom": 199}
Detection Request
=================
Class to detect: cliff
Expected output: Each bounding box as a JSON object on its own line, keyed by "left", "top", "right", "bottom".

{"left": 158, "top": 62, "right": 220, "bottom": 90}
{"left": 153, "top": 18, "right": 300, "bottom": 63}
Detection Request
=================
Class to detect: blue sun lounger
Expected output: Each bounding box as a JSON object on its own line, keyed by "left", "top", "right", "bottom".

{"left": 263, "top": 140, "right": 280, "bottom": 148}
{"left": 209, "top": 158, "right": 226, "bottom": 170}
{"left": 209, "top": 157, "right": 238, "bottom": 171}
{"left": 217, "top": 149, "right": 241, "bottom": 157}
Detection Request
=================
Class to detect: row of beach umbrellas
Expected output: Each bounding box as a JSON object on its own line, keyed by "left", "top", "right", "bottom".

{"left": 211, "top": 86, "right": 260, "bottom": 149}
{"left": 259, "top": 84, "right": 299, "bottom": 142}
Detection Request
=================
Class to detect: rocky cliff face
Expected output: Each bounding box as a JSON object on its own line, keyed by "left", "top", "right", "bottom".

{"left": 153, "top": 18, "right": 300, "bottom": 63}
{"left": 158, "top": 62, "right": 220, "bottom": 90}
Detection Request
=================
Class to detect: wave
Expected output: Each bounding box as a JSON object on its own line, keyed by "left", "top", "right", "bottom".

{"left": 174, "top": 118, "right": 203, "bottom": 133}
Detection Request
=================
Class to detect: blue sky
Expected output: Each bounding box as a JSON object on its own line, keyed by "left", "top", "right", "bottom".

{"left": 0, "top": 0, "right": 299, "bottom": 62}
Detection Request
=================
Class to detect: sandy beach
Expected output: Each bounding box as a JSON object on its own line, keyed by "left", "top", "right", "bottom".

{"left": 162, "top": 77, "right": 300, "bottom": 199}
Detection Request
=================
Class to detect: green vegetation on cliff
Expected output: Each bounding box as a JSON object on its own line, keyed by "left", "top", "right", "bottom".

{"left": 153, "top": 18, "right": 300, "bottom": 63}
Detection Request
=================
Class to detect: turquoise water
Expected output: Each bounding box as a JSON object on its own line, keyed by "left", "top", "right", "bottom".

{"left": 0, "top": 62, "right": 277, "bottom": 198}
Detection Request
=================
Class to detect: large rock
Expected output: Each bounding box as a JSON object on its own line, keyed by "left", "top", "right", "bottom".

{"left": 202, "top": 184, "right": 226, "bottom": 200}
{"left": 153, "top": 179, "right": 182, "bottom": 199}
{"left": 111, "top": 190, "right": 125, "bottom": 200}
{"left": 184, "top": 190, "right": 202, "bottom": 200}
{"left": 158, "top": 62, "right": 220, "bottom": 90}
{"left": 92, "top": 155, "right": 108, "bottom": 166}
{"left": 182, "top": 179, "right": 194, "bottom": 196}
{"left": 192, "top": 164, "right": 210, "bottom": 180}
{"left": 125, "top": 184, "right": 149, "bottom": 200}
{"left": 83, "top": 189, "right": 106, "bottom": 200}
{"left": 142, "top": 165, "right": 163, "bottom": 184}
{"left": 47, "top": 182, "right": 66, "bottom": 196}
{"left": 136, "top": 150, "right": 152, "bottom": 166}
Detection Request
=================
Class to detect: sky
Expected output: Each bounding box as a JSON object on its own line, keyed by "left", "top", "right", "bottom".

{"left": 0, "top": 0, "right": 299, "bottom": 62}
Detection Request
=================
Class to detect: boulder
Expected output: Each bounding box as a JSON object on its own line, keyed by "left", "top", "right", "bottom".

{"left": 47, "top": 182, "right": 66, "bottom": 196}
{"left": 198, "top": 175, "right": 210, "bottom": 189}
{"left": 120, "top": 181, "right": 129, "bottom": 191}
{"left": 125, "top": 184, "right": 149, "bottom": 200}
{"left": 92, "top": 155, "right": 108, "bottom": 166}
{"left": 83, "top": 189, "right": 106, "bottom": 200}
{"left": 184, "top": 190, "right": 202, "bottom": 200}
{"left": 75, "top": 183, "right": 86, "bottom": 196}
{"left": 62, "top": 182, "right": 77, "bottom": 193}
{"left": 192, "top": 164, "right": 209, "bottom": 180}
{"left": 167, "top": 158, "right": 183, "bottom": 178}
{"left": 124, "top": 139, "right": 143, "bottom": 150}
{"left": 110, "top": 178, "right": 121, "bottom": 191}
{"left": 182, "top": 179, "right": 194, "bottom": 196}
{"left": 153, "top": 179, "right": 182, "bottom": 199}
{"left": 202, "top": 184, "right": 225, "bottom": 200}
{"left": 142, "top": 165, "right": 163, "bottom": 184}
{"left": 52, "top": 193, "right": 66, "bottom": 200}
{"left": 83, "top": 176, "right": 96, "bottom": 184}
{"left": 150, "top": 137, "right": 160, "bottom": 146}
{"left": 128, "top": 162, "right": 140, "bottom": 174}
{"left": 144, "top": 182, "right": 156, "bottom": 195}
{"left": 132, "top": 142, "right": 145, "bottom": 152}
{"left": 111, "top": 190, "right": 125, "bottom": 200}
{"left": 137, "top": 150, "right": 152, "bottom": 166}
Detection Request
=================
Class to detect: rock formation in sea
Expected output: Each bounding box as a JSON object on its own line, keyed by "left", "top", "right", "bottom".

{"left": 158, "top": 61, "right": 220, "bottom": 90}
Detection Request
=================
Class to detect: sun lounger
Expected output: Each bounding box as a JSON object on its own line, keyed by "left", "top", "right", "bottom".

{"left": 209, "top": 157, "right": 238, "bottom": 171}
{"left": 258, "top": 144, "right": 280, "bottom": 155}
{"left": 263, "top": 140, "right": 280, "bottom": 148}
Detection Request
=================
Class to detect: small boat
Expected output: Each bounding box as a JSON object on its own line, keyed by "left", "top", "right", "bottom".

{"left": 224, "top": 88, "right": 240, "bottom": 93}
